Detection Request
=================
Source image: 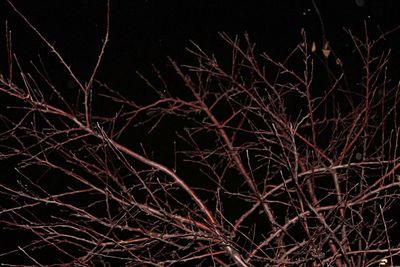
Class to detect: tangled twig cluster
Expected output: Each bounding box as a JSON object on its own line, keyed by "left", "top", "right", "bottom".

{"left": 1, "top": 1, "right": 400, "bottom": 266}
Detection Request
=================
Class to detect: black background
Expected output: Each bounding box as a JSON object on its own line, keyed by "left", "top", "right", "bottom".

{"left": 1, "top": 0, "right": 399, "bottom": 96}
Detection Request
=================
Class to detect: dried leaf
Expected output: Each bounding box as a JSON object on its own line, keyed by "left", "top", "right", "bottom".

{"left": 322, "top": 49, "right": 331, "bottom": 58}
{"left": 311, "top": 42, "right": 316, "bottom": 53}
{"left": 322, "top": 41, "right": 331, "bottom": 58}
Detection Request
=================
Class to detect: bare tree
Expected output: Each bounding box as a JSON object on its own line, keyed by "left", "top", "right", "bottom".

{"left": 1, "top": 1, "right": 400, "bottom": 266}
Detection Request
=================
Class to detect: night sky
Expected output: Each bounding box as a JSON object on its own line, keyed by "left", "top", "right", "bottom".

{"left": 1, "top": 0, "right": 399, "bottom": 95}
